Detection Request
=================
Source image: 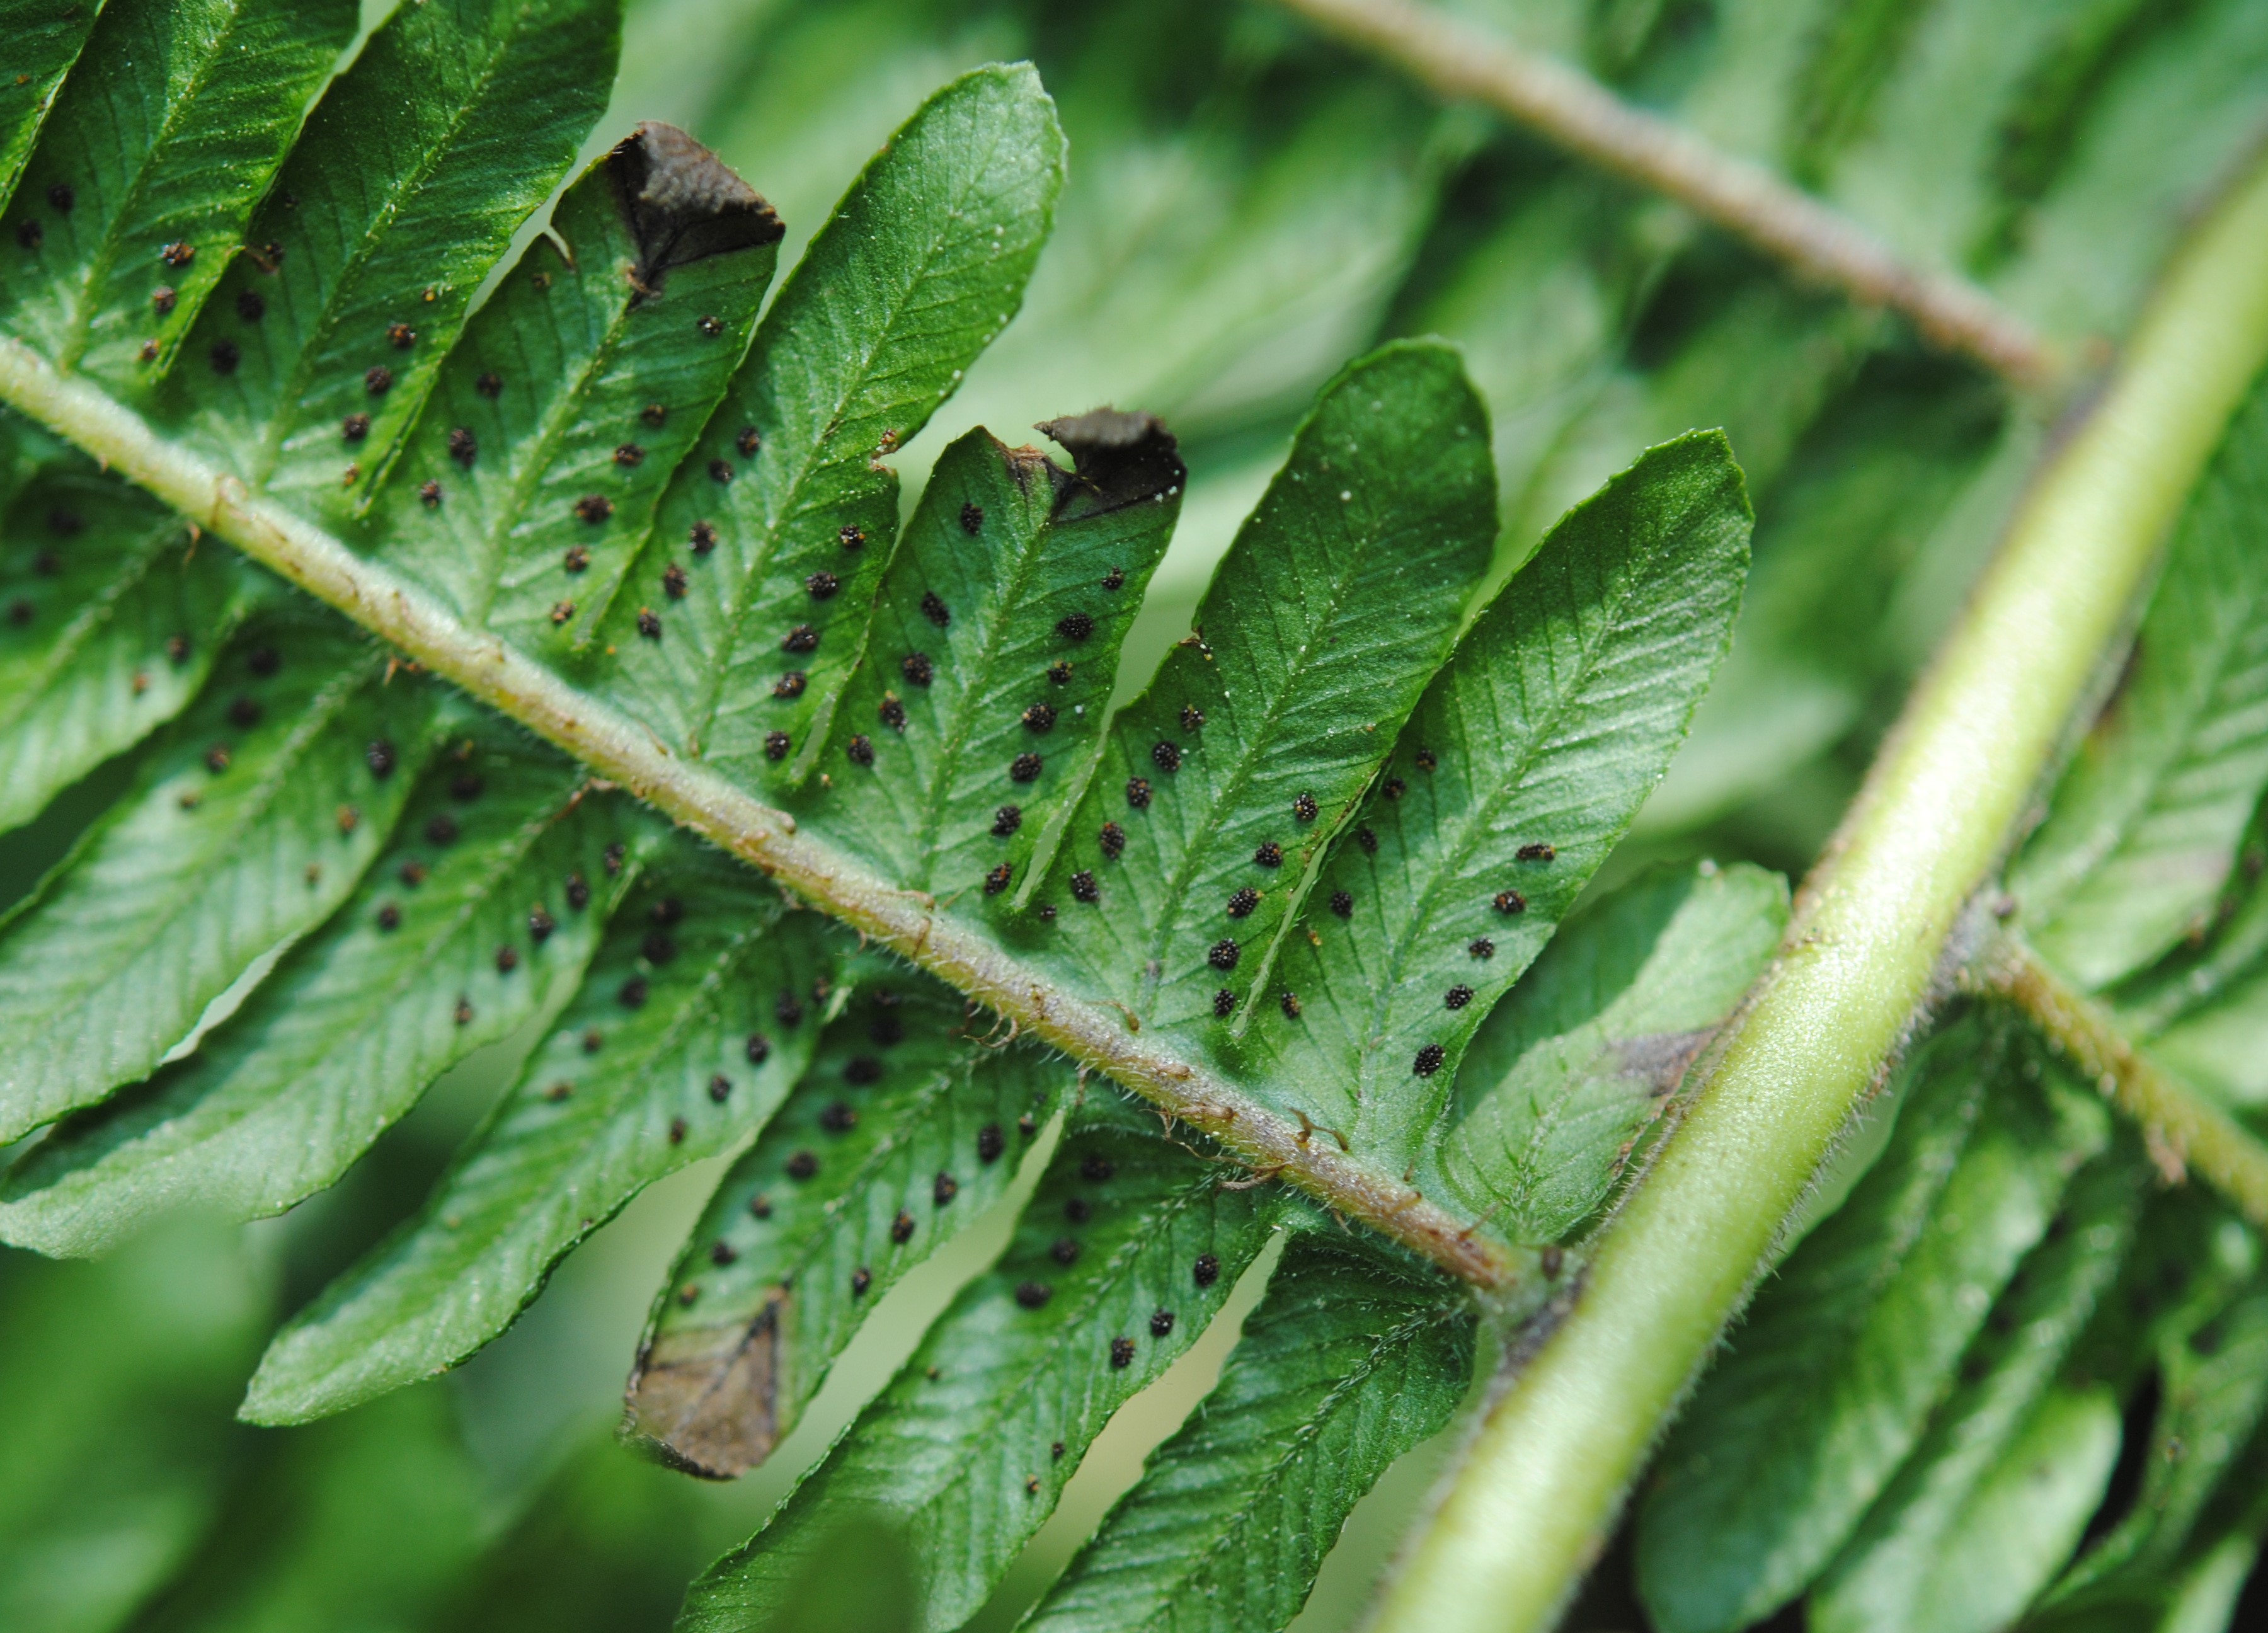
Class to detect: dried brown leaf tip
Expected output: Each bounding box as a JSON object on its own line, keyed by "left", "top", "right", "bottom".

{"left": 609, "top": 122, "right": 783, "bottom": 291}
{"left": 1038, "top": 407, "right": 1186, "bottom": 521}
{"left": 622, "top": 1292, "right": 788, "bottom": 1478}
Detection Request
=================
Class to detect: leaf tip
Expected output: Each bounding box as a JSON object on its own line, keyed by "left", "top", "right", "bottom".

{"left": 1036, "top": 406, "right": 1186, "bottom": 520}
{"left": 619, "top": 1296, "right": 787, "bottom": 1479}
{"left": 608, "top": 121, "right": 783, "bottom": 289}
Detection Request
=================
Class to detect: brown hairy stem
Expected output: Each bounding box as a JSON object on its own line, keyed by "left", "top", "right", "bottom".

{"left": 1986, "top": 937, "right": 2268, "bottom": 1230}
{"left": 0, "top": 335, "right": 1526, "bottom": 1293}
{"left": 1270, "top": 0, "right": 2061, "bottom": 391}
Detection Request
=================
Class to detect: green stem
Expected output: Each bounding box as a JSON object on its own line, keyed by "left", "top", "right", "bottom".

{"left": 1988, "top": 938, "right": 2268, "bottom": 1231}
{"left": 0, "top": 335, "right": 1524, "bottom": 1295}
{"left": 1370, "top": 151, "right": 2268, "bottom": 1633}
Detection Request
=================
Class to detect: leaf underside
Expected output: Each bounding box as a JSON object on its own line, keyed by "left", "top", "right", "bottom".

{"left": 0, "top": 4, "right": 1761, "bottom": 1624}
{"left": 13, "top": 0, "right": 2267, "bottom": 1627}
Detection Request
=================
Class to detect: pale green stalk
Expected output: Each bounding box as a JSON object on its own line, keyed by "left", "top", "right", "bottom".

{"left": 1372, "top": 151, "right": 2268, "bottom": 1633}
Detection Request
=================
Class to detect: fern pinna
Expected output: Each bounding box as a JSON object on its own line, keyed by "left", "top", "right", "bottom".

{"left": 0, "top": 1, "right": 1757, "bottom": 1620}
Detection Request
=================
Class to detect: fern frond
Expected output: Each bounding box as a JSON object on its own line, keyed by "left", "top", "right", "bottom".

{"left": 1021, "top": 1232, "right": 1477, "bottom": 1633}
{"left": 0, "top": 725, "right": 636, "bottom": 1255}
{"left": 11, "top": 0, "right": 2268, "bottom": 1627}
{"left": 0, "top": 454, "right": 246, "bottom": 833}
{"left": 240, "top": 837, "right": 833, "bottom": 1424}
{"left": 621, "top": 970, "right": 1056, "bottom": 1475}
{"left": 680, "top": 1101, "right": 1281, "bottom": 1633}
{"left": 0, "top": 4, "right": 1763, "bottom": 1626}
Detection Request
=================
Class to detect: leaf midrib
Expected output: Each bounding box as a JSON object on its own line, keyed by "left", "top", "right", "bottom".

{"left": 0, "top": 330, "right": 1526, "bottom": 1288}
{"left": 689, "top": 109, "right": 1022, "bottom": 750}
{"left": 1136, "top": 511, "right": 1372, "bottom": 1014}
{"left": 1116, "top": 1300, "right": 1452, "bottom": 1627}
{"left": 881, "top": 1167, "right": 1228, "bottom": 1505}
{"left": 248, "top": 11, "right": 529, "bottom": 486}
{"left": 1373, "top": 527, "right": 1688, "bottom": 1134}
{"left": 56, "top": 0, "right": 261, "bottom": 372}
{"left": 0, "top": 513, "right": 183, "bottom": 731}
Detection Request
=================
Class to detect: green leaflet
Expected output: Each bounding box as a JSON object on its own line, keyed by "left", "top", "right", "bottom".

{"left": 0, "top": 456, "right": 244, "bottom": 836}
{"left": 1022, "top": 1233, "right": 1475, "bottom": 1633}
{"left": 1809, "top": 1158, "right": 2143, "bottom": 1633}
{"left": 626, "top": 975, "right": 1060, "bottom": 1476}
{"left": 0, "top": 1224, "right": 268, "bottom": 1633}
{"left": 651, "top": 0, "right": 1444, "bottom": 490}
{"left": 0, "top": 0, "right": 103, "bottom": 213}
{"left": 2051, "top": 1280, "right": 2268, "bottom": 1607}
{"left": 0, "top": 0, "right": 356, "bottom": 392}
{"left": 1646, "top": 358, "right": 2007, "bottom": 832}
{"left": 1823, "top": 1387, "right": 2122, "bottom": 1633}
{"left": 0, "top": 734, "right": 636, "bottom": 1258}
{"left": 139, "top": 1384, "right": 490, "bottom": 1633}
{"left": 1896, "top": 1388, "right": 2128, "bottom": 1629}
{"left": 1635, "top": 1023, "right": 2112, "bottom": 1633}
{"left": 1431, "top": 861, "right": 1788, "bottom": 1241}
{"left": 1978, "top": 0, "right": 2206, "bottom": 265}
{"left": 0, "top": 610, "right": 433, "bottom": 1143}
{"left": 1395, "top": 173, "right": 1654, "bottom": 538}
{"left": 1027, "top": 341, "right": 1494, "bottom": 1037}
{"left": 367, "top": 123, "right": 781, "bottom": 651}
{"left": 163, "top": 0, "right": 619, "bottom": 516}
{"left": 600, "top": 64, "right": 1065, "bottom": 783}
{"left": 794, "top": 419, "right": 1181, "bottom": 901}
{"left": 1785, "top": 0, "right": 1937, "bottom": 186}
{"left": 241, "top": 839, "right": 828, "bottom": 1424}
{"left": 1504, "top": 278, "right": 1868, "bottom": 564}
{"left": 1240, "top": 433, "right": 1753, "bottom": 1147}
{"left": 935, "top": 49, "right": 1446, "bottom": 455}
{"left": 681, "top": 1106, "right": 1275, "bottom": 1633}
{"left": 2014, "top": 375, "right": 2268, "bottom": 990}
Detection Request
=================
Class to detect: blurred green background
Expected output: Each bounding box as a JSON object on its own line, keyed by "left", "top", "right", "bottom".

{"left": 10, "top": 0, "right": 2268, "bottom": 1626}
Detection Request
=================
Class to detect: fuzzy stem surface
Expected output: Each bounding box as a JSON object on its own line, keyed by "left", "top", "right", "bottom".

{"left": 1989, "top": 939, "right": 2268, "bottom": 1230}
{"left": 0, "top": 334, "right": 1524, "bottom": 1293}
{"left": 1370, "top": 151, "right": 2268, "bottom": 1633}
{"left": 1269, "top": 0, "right": 2058, "bottom": 389}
